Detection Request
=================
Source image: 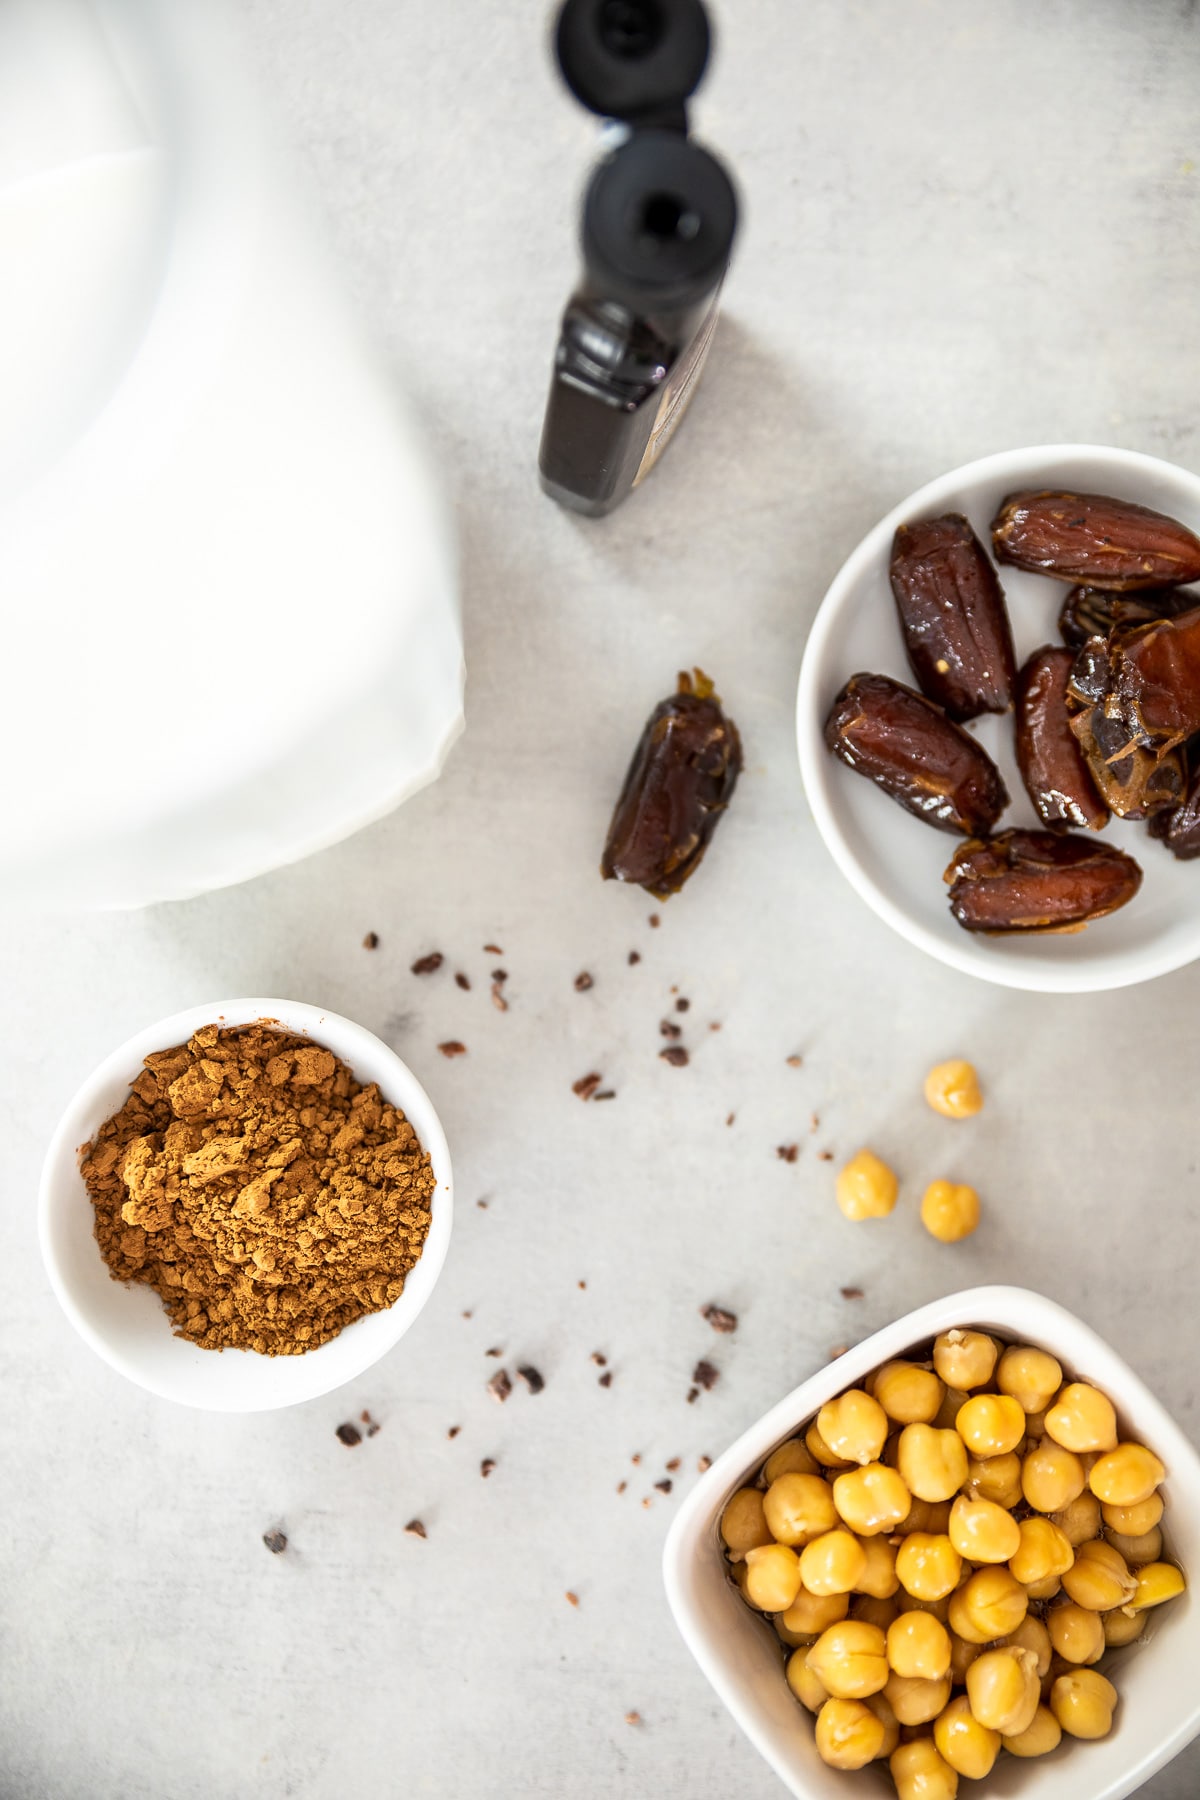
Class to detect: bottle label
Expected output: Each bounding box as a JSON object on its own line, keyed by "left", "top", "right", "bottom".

{"left": 633, "top": 287, "right": 722, "bottom": 485}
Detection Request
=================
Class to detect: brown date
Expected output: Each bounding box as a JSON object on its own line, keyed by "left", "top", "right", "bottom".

{"left": 1014, "top": 647, "right": 1107, "bottom": 831}
{"left": 1058, "top": 583, "right": 1197, "bottom": 650}
{"left": 889, "top": 513, "right": 1016, "bottom": 720}
{"left": 601, "top": 669, "right": 741, "bottom": 898}
{"left": 1095, "top": 605, "right": 1200, "bottom": 755}
{"left": 1148, "top": 765, "right": 1200, "bottom": 860}
{"left": 944, "top": 829, "right": 1142, "bottom": 934}
{"left": 991, "top": 490, "right": 1200, "bottom": 590}
{"left": 824, "top": 672, "right": 1008, "bottom": 836}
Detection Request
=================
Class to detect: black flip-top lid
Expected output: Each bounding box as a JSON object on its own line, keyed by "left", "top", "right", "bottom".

{"left": 555, "top": 0, "right": 710, "bottom": 122}
{"left": 582, "top": 128, "right": 737, "bottom": 311}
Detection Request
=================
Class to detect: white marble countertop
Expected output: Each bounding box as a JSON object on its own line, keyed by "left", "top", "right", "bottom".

{"left": 4, "top": 2, "right": 1200, "bottom": 1795}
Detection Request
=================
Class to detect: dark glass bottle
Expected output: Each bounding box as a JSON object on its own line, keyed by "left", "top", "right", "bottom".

{"left": 539, "top": 128, "right": 737, "bottom": 517}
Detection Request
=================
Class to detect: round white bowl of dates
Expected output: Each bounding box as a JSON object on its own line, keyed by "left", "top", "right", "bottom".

{"left": 797, "top": 445, "right": 1200, "bottom": 991}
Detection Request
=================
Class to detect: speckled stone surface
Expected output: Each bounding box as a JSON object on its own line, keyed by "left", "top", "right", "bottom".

{"left": 3, "top": 2, "right": 1200, "bottom": 1795}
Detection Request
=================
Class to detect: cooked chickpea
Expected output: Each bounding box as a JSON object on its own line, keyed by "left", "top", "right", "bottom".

{"left": 1021, "top": 1439, "right": 1085, "bottom": 1514}
{"left": 1128, "top": 1561, "right": 1187, "bottom": 1612}
{"left": 836, "top": 1149, "right": 899, "bottom": 1221}
{"left": 1024, "top": 1573, "right": 1063, "bottom": 1603}
{"left": 817, "top": 1390, "right": 889, "bottom": 1466}
{"left": 895, "top": 1533, "right": 962, "bottom": 1602}
{"left": 813, "top": 1696, "right": 886, "bottom": 1770}
{"left": 886, "top": 1611, "right": 952, "bottom": 1681}
{"left": 807, "top": 1621, "right": 890, "bottom": 1699}
{"left": 832, "top": 1462, "right": 911, "bottom": 1536}
{"left": 720, "top": 1487, "right": 772, "bottom": 1557}
{"left": 897, "top": 1425, "right": 968, "bottom": 1503}
{"left": 1105, "top": 1523, "right": 1163, "bottom": 1566}
{"left": 997, "top": 1344, "right": 1063, "bottom": 1414}
{"left": 764, "top": 1437, "right": 819, "bottom": 1482}
{"left": 799, "top": 1529, "right": 867, "bottom": 1597}
{"left": 780, "top": 1587, "right": 849, "bottom": 1638}
{"left": 933, "top": 1694, "right": 999, "bottom": 1781}
{"left": 948, "top": 1567, "right": 1027, "bottom": 1643}
{"left": 933, "top": 1329, "right": 998, "bottom": 1391}
{"left": 763, "top": 1472, "right": 838, "bottom": 1547}
{"left": 1047, "top": 1600, "right": 1105, "bottom": 1665}
{"left": 786, "top": 1648, "right": 829, "bottom": 1712}
{"left": 1009, "top": 1516, "right": 1074, "bottom": 1587}
{"left": 806, "top": 1421, "right": 853, "bottom": 1470}
{"left": 965, "top": 1646, "right": 1041, "bottom": 1737}
{"left": 1102, "top": 1492, "right": 1163, "bottom": 1536}
{"left": 924, "top": 1058, "right": 983, "bottom": 1120}
{"left": 744, "top": 1542, "right": 804, "bottom": 1611}
{"left": 1044, "top": 1382, "right": 1118, "bottom": 1455}
{"left": 920, "top": 1180, "right": 980, "bottom": 1244}
{"left": 1102, "top": 1607, "right": 1144, "bottom": 1648}
{"left": 932, "top": 1387, "right": 968, "bottom": 1431}
{"left": 884, "top": 1672, "right": 953, "bottom": 1727}
{"left": 864, "top": 1691, "right": 900, "bottom": 1758}
{"left": 963, "top": 1452, "right": 1022, "bottom": 1508}
{"left": 850, "top": 1593, "right": 899, "bottom": 1631}
{"left": 948, "top": 1493, "right": 1021, "bottom": 1564}
{"left": 1049, "top": 1489, "right": 1102, "bottom": 1546}
{"left": 729, "top": 1556, "right": 752, "bottom": 1594}
{"left": 775, "top": 1614, "right": 817, "bottom": 1649}
{"left": 872, "top": 1361, "right": 944, "bottom": 1425}
{"left": 894, "top": 1496, "right": 952, "bottom": 1538}
{"left": 890, "top": 1738, "right": 959, "bottom": 1800}
{"left": 1024, "top": 1408, "right": 1047, "bottom": 1442}
{"left": 1061, "top": 1538, "right": 1137, "bottom": 1611}
{"left": 1088, "top": 1442, "right": 1166, "bottom": 1507}
{"left": 1002, "top": 1705, "right": 1062, "bottom": 1758}
{"left": 854, "top": 1534, "right": 899, "bottom": 1599}
{"left": 1050, "top": 1668, "right": 1117, "bottom": 1739}
{"left": 956, "top": 1393, "right": 1025, "bottom": 1459}
{"left": 948, "top": 1632, "right": 981, "bottom": 1684}
{"left": 1000, "top": 1614, "right": 1052, "bottom": 1679}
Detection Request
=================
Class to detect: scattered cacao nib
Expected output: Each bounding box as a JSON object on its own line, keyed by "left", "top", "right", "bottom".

{"left": 574, "top": 971, "right": 594, "bottom": 991}
{"left": 411, "top": 952, "right": 444, "bottom": 975}
{"left": 573, "top": 1072, "right": 603, "bottom": 1100}
{"left": 578, "top": 1280, "right": 587, "bottom": 1289}
{"left": 777, "top": 1144, "right": 799, "bottom": 1163}
{"left": 831, "top": 1344, "right": 849, "bottom": 1359}
{"left": 666, "top": 1457, "right": 681, "bottom": 1472}
{"left": 811, "top": 1113, "right": 820, "bottom": 1133}
{"left": 404, "top": 1519, "right": 427, "bottom": 1539}
{"left": 841, "top": 1286, "right": 864, "bottom": 1300}
{"left": 448, "top": 1426, "right": 461, "bottom": 1439}
{"left": 601, "top": 671, "right": 743, "bottom": 898}
{"left": 361, "top": 1410, "right": 381, "bottom": 1437}
{"left": 483, "top": 943, "right": 503, "bottom": 955}
{"left": 591, "top": 1352, "right": 608, "bottom": 1366}
{"left": 687, "top": 1388, "right": 699, "bottom": 1404}
{"left": 701, "top": 1304, "right": 738, "bottom": 1334}
{"left": 491, "top": 982, "right": 509, "bottom": 1012}
{"left": 649, "top": 913, "right": 661, "bottom": 927}
{"left": 593, "top": 1089, "right": 616, "bottom": 1101}
{"left": 660, "top": 1045, "right": 689, "bottom": 1067}
{"left": 709, "top": 1021, "right": 722, "bottom": 1031}
{"left": 455, "top": 972, "right": 471, "bottom": 990}
{"left": 675, "top": 997, "right": 690, "bottom": 1012}
{"left": 617, "top": 1480, "right": 627, "bottom": 1494}
{"left": 598, "top": 1370, "right": 614, "bottom": 1388}
{"left": 654, "top": 1479, "right": 673, "bottom": 1494}
{"left": 642, "top": 1497, "right": 653, "bottom": 1508}
{"left": 628, "top": 950, "right": 641, "bottom": 965}
{"left": 697, "top": 1455, "right": 712, "bottom": 1472}
{"left": 631, "top": 1454, "right": 642, "bottom": 1465}
{"left": 818, "top": 1149, "right": 834, "bottom": 1161}
{"left": 487, "top": 1369, "right": 512, "bottom": 1403}
{"left": 725, "top": 1112, "right": 736, "bottom": 1127}
{"left": 262, "top": 1529, "right": 288, "bottom": 1554}
{"left": 485, "top": 1345, "right": 503, "bottom": 1358}
{"left": 625, "top": 1712, "right": 642, "bottom": 1726}
{"left": 492, "top": 968, "right": 508, "bottom": 983}
{"left": 693, "top": 1359, "right": 719, "bottom": 1391}
{"left": 660, "top": 1019, "right": 683, "bottom": 1039}
{"left": 517, "top": 1366, "right": 545, "bottom": 1395}
{"left": 477, "top": 1198, "right": 489, "bottom": 1210}
{"left": 462, "top": 1310, "right": 473, "bottom": 1319}
{"left": 335, "top": 1423, "right": 362, "bottom": 1447}
{"left": 480, "top": 1458, "right": 496, "bottom": 1478}
{"left": 438, "top": 1040, "right": 467, "bottom": 1057}
{"left": 362, "top": 932, "right": 379, "bottom": 950}
{"left": 786, "top": 1054, "right": 803, "bottom": 1068}
{"left": 565, "top": 1591, "right": 580, "bottom": 1608}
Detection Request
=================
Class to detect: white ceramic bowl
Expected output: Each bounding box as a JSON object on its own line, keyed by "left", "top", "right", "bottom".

{"left": 797, "top": 445, "right": 1200, "bottom": 992}
{"left": 663, "top": 1284, "right": 1200, "bottom": 1800}
{"left": 39, "top": 999, "right": 453, "bottom": 1411}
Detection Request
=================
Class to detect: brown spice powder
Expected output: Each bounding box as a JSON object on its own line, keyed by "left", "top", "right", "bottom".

{"left": 81, "top": 1023, "right": 435, "bottom": 1356}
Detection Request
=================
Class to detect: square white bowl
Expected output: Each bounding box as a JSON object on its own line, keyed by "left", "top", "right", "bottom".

{"left": 663, "top": 1285, "right": 1200, "bottom": 1799}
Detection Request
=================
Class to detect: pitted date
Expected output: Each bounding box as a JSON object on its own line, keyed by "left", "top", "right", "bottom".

{"left": 889, "top": 513, "right": 1016, "bottom": 720}
{"left": 1068, "top": 703, "right": 1185, "bottom": 820}
{"left": 1058, "top": 583, "right": 1197, "bottom": 650}
{"left": 601, "top": 669, "right": 742, "bottom": 898}
{"left": 1015, "top": 647, "right": 1107, "bottom": 831}
{"left": 944, "top": 829, "right": 1143, "bottom": 934}
{"left": 1095, "top": 605, "right": 1200, "bottom": 755}
{"left": 991, "top": 491, "right": 1200, "bottom": 590}
{"left": 1151, "top": 769, "right": 1200, "bottom": 860}
{"left": 824, "top": 672, "right": 1008, "bottom": 836}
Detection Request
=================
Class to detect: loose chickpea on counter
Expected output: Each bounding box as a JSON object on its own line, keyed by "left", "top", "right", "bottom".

{"left": 719, "top": 1326, "right": 1187, "bottom": 1793}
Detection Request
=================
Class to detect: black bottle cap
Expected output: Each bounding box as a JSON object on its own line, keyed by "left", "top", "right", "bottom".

{"left": 582, "top": 129, "right": 737, "bottom": 311}
{"left": 555, "top": 0, "right": 710, "bottom": 122}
